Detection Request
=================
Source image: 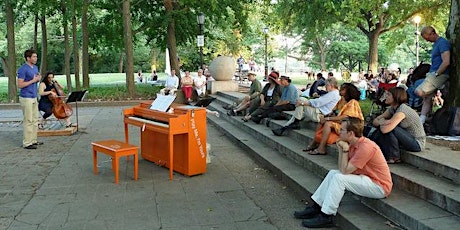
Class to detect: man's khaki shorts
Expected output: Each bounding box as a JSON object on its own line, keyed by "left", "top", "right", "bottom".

{"left": 416, "top": 72, "right": 449, "bottom": 95}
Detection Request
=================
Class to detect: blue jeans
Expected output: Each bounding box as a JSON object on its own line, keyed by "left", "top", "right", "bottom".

{"left": 371, "top": 126, "right": 421, "bottom": 160}
{"left": 407, "top": 79, "right": 424, "bottom": 108}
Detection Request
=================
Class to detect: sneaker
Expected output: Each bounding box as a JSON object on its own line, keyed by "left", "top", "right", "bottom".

{"left": 24, "top": 145, "right": 37, "bottom": 149}
{"left": 33, "top": 142, "right": 44, "bottom": 145}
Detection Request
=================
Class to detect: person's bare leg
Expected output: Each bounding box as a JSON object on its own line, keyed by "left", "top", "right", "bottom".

{"left": 317, "top": 122, "right": 333, "bottom": 153}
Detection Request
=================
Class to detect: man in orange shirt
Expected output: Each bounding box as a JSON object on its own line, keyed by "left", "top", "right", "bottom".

{"left": 294, "top": 117, "right": 392, "bottom": 228}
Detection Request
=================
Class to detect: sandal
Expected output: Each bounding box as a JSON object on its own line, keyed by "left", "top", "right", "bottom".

{"left": 38, "top": 123, "right": 44, "bottom": 130}
{"left": 387, "top": 158, "right": 401, "bottom": 164}
{"left": 302, "top": 145, "right": 318, "bottom": 152}
{"left": 242, "top": 116, "right": 250, "bottom": 122}
{"left": 309, "top": 149, "right": 327, "bottom": 155}
{"left": 66, "top": 123, "right": 77, "bottom": 128}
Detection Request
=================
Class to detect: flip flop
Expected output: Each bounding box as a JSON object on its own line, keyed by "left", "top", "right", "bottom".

{"left": 302, "top": 146, "right": 317, "bottom": 152}
{"left": 309, "top": 149, "right": 327, "bottom": 155}
{"left": 386, "top": 158, "right": 401, "bottom": 164}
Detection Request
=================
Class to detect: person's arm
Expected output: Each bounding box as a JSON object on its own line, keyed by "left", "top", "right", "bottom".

{"left": 336, "top": 140, "right": 357, "bottom": 174}
{"left": 17, "top": 72, "right": 40, "bottom": 89}
{"left": 379, "top": 112, "right": 405, "bottom": 133}
{"left": 372, "top": 109, "right": 391, "bottom": 127}
{"left": 436, "top": 51, "right": 450, "bottom": 76}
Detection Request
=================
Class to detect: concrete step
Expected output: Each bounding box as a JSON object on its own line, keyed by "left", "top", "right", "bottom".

{"left": 214, "top": 91, "right": 460, "bottom": 184}
{"left": 208, "top": 92, "right": 460, "bottom": 230}
{"left": 206, "top": 113, "right": 395, "bottom": 230}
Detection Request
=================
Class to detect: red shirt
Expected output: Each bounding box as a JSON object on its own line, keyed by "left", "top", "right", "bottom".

{"left": 349, "top": 137, "right": 393, "bottom": 197}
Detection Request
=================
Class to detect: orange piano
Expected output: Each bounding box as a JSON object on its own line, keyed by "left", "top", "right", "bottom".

{"left": 123, "top": 101, "right": 207, "bottom": 180}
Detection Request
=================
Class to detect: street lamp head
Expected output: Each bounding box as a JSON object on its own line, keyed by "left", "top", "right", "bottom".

{"left": 413, "top": 15, "right": 421, "bottom": 24}
{"left": 263, "top": 27, "right": 268, "bottom": 34}
{"left": 197, "top": 12, "right": 204, "bottom": 25}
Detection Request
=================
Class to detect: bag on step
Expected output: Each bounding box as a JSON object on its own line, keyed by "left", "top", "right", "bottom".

{"left": 430, "top": 107, "right": 460, "bottom": 136}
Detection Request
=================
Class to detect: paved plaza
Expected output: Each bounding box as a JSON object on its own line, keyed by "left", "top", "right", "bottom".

{"left": 0, "top": 104, "right": 314, "bottom": 230}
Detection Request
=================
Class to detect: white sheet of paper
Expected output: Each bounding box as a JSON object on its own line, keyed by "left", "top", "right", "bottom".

{"left": 150, "top": 94, "right": 176, "bottom": 112}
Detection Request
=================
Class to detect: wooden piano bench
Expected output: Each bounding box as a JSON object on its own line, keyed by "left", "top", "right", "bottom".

{"left": 91, "top": 140, "right": 139, "bottom": 184}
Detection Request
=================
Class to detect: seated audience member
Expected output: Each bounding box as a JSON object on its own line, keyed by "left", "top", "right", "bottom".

{"left": 300, "top": 83, "right": 313, "bottom": 97}
{"left": 303, "top": 83, "right": 363, "bottom": 155}
{"left": 242, "top": 73, "right": 282, "bottom": 122}
{"left": 136, "top": 70, "right": 144, "bottom": 83}
{"left": 294, "top": 117, "right": 392, "bottom": 228}
{"left": 370, "top": 87, "right": 425, "bottom": 164}
{"left": 433, "top": 90, "right": 444, "bottom": 108}
{"left": 150, "top": 70, "right": 158, "bottom": 81}
{"left": 406, "top": 63, "right": 430, "bottom": 110}
{"left": 181, "top": 71, "right": 194, "bottom": 103}
{"left": 226, "top": 72, "right": 262, "bottom": 116}
{"left": 38, "top": 71, "right": 75, "bottom": 128}
{"left": 272, "top": 77, "right": 341, "bottom": 136}
{"left": 309, "top": 73, "right": 327, "bottom": 98}
{"left": 251, "top": 75, "right": 298, "bottom": 124}
{"left": 159, "top": 69, "right": 179, "bottom": 96}
{"left": 194, "top": 69, "right": 207, "bottom": 97}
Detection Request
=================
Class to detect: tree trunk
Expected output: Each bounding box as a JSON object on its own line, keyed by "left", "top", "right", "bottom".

{"left": 39, "top": 14, "right": 48, "bottom": 76}
{"left": 33, "top": 13, "right": 38, "bottom": 51}
{"left": 118, "top": 52, "right": 124, "bottom": 73}
{"left": 367, "top": 31, "right": 380, "bottom": 74}
{"left": 72, "top": 0, "right": 80, "bottom": 91}
{"left": 81, "top": 0, "right": 90, "bottom": 88}
{"left": 61, "top": 1, "right": 72, "bottom": 91}
{"left": 122, "top": 0, "right": 135, "bottom": 97}
{"left": 164, "top": 0, "right": 180, "bottom": 78}
{"left": 5, "top": 0, "right": 17, "bottom": 103}
{"left": 446, "top": 0, "right": 460, "bottom": 106}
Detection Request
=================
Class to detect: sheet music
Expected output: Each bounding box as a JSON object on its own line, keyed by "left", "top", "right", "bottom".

{"left": 150, "top": 94, "right": 176, "bottom": 112}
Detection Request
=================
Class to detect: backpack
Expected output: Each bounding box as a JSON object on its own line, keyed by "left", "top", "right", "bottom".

{"left": 430, "top": 107, "right": 460, "bottom": 136}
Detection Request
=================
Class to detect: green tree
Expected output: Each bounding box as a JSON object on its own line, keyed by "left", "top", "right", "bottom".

{"left": 274, "top": 0, "right": 447, "bottom": 73}
{"left": 446, "top": 0, "right": 460, "bottom": 106}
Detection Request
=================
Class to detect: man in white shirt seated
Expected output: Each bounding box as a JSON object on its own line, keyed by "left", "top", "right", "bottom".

{"left": 273, "top": 77, "right": 341, "bottom": 136}
{"left": 159, "top": 69, "right": 179, "bottom": 95}
{"left": 194, "top": 69, "right": 207, "bottom": 97}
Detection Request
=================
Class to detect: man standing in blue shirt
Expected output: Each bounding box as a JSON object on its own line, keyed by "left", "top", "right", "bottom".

{"left": 415, "top": 26, "right": 450, "bottom": 124}
{"left": 17, "top": 49, "right": 42, "bottom": 149}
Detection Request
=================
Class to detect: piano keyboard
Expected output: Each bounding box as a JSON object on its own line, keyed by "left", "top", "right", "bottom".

{"left": 128, "top": 116, "right": 169, "bottom": 128}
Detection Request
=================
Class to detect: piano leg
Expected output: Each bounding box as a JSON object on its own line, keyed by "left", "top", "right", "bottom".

{"left": 124, "top": 122, "right": 129, "bottom": 144}
{"left": 169, "top": 133, "right": 174, "bottom": 180}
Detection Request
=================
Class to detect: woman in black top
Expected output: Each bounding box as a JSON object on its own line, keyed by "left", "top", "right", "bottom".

{"left": 38, "top": 72, "right": 74, "bottom": 129}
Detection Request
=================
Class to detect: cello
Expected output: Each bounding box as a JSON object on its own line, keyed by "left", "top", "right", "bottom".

{"left": 49, "top": 80, "right": 73, "bottom": 119}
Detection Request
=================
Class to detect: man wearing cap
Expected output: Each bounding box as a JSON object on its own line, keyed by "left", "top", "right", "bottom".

{"left": 251, "top": 75, "right": 298, "bottom": 124}
{"left": 273, "top": 77, "right": 340, "bottom": 136}
{"left": 226, "top": 71, "right": 261, "bottom": 116}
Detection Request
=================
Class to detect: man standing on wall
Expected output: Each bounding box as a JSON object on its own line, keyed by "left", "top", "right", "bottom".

{"left": 415, "top": 26, "right": 451, "bottom": 124}
{"left": 17, "top": 49, "right": 42, "bottom": 149}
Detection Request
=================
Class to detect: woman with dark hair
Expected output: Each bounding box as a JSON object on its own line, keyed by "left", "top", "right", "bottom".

{"left": 242, "top": 72, "right": 282, "bottom": 122}
{"left": 304, "top": 83, "right": 364, "bottom": 155}
{"left": 371, "top": 87, "right": 425, "bottom": 163}
{"left": 38, "top": 72, "right": 74, "bottom": 129}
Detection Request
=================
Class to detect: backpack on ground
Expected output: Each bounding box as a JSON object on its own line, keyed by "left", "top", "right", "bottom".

{"left": 429, "top": 106, "right": 460, "bottom": 136}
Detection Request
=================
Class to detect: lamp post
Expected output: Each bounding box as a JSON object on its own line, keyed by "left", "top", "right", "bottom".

{"left": 197, "top": 12, "right": 205, "bottom": 69}
{"left": 263, "top": 27, "right": 268, "bottom": 80}
{"left": 413, "top": 15, "right": 421, "bottom": 66}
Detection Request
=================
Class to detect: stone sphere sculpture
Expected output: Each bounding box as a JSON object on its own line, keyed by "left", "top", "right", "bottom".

{"left": 209, "top": 56, "right": 236, "bottom": 81}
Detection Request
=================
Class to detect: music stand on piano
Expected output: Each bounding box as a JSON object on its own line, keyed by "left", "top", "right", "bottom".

{"left": 66, "top": 90, "right": 88, "bottom": 132}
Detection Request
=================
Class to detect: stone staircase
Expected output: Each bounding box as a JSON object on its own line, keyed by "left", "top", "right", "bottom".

{"left": 206, "top": 91, "right": 460, "bottom": 230}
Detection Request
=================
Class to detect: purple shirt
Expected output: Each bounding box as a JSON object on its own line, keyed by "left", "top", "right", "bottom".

{"left": 17, "top": 63, "right": 39, "bottom": 98}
